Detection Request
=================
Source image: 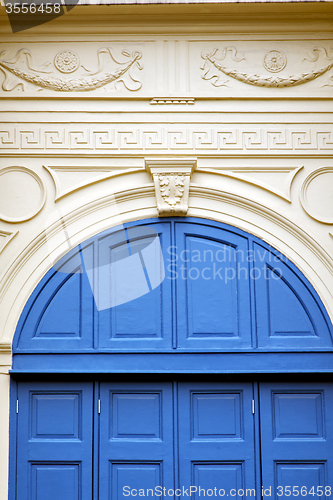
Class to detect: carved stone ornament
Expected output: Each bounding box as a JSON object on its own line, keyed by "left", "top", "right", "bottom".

{"left": 150, "top": 97, "right": 195, "bottom": 105}
{"left": 54, "top": 51, "right": 80, "bottom": 73}
{"left": 201, "top": 46, "right": 333, "bottom": 88}
{"left": 0, "top": 166, "right": 46, "bottom": 223}
{"left": 2, "top": 124, "right": 332, "bottom": 154}
{"left": 145, "top": 158, "right": 197, "bottom": 216}
{"left": 263, "top": 50, "right": 287, "bottom": 73}
{"left": 0, "top": 48, "right": 143, "bottom": 92}
{"left": 300, "top": 167, "right": 333, "bottom": 224}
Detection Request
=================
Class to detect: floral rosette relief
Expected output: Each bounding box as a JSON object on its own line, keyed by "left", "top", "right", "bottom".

{"left": 201, "top": 46, "right": 333, "bottom": 88}
{"left": 54, "top": 51, "right": 80, "bottom": 74}
{"left": 0, "top": 47, "right": 143, "bottom": 92}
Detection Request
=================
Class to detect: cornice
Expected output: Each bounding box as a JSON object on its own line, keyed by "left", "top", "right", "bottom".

{"left": 0, "top": 3, "right": 332, "bottom": 35}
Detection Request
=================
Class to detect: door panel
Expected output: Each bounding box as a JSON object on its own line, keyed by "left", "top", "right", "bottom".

{"left": 259, "top": 383, "right": 333, "bottom": 500}
{"left": 99, "top": 382, "right": 174, "bottom": 500}
{"left": 178, "top": 382, "right": 257, "bottom": 500}
{"left": 16, "top": 382, "right": 93, "bottom": 500}
{"left": 174, "top": 222, "right": 252, "bottom": 349}
{"left": 253, "top": 243, "right": 332, "bottom": 349}
{"left": 98, "top": 223, "right": 172, "bottom": 350}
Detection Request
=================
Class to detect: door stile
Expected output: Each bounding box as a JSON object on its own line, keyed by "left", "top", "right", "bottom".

{"left": 8, "top": 380, "right": 18, "bottom": 500}
{"left": 171, "top": 221, "right": 177, "bottom": 350}
{"left": 253, "top": 382, "right": 263, "bottom": 500}
{"left": 93, "top": 240, "right": 99, "bottom": 350}
{"left": 173, "top": 380, "right": 180, "bottom": 496}
{"left": 249, "top": 241, "right": 258, "bottom": 350}
{"left": 93, "top": 381, "right": 99, "bottom": 500}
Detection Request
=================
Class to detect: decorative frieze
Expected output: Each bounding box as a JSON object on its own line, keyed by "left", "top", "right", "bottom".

{"left": 1, "top": 41, "right": 333, "bottom": 97}
{"left": 1, "top": 125, "right": 332, "bottom": 155}
{"left": 145, "top": 157, "right": 197, "bottom": 216}
{"left": 0, "top": 48, "right": 143, "bottom": 92}
{"left": 201, "top": 45, "right": 333, "bottom": 88}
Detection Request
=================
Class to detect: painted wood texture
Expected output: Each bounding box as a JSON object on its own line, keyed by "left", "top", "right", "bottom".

{"left": 13, "top": 218, "right": 333, "bottom": 356}
{"left": 13, "top": 380, "right": 333, "bottom": 500}
{"left": 16, "top": 381, "right": 93, "bottom": 500}
{"left": 259, "top": 382, "right": 333, "bottom": 499}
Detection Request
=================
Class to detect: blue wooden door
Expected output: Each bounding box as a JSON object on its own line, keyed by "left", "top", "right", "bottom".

{"left": 99, "top": 382, "right": 174, "bottom": 500}
{"left": 17, "top": 243, "right": 95, "bottom": 351}
{"left": 259, "top": 382, "right": 333, "bottom": 500}
{"left": 14, "top": 380, "right": 333, "bottom": 500}
{"left": 16, "top": 381, "right": 93, "bottom": 500}
{"left": 98, "top": 223, "right": 172, "bottom": 350}
{"left": 99, "top": 381, "right": 257, "bottom": 500}
{"left": 14, "top": 218, "right": 333, "bottom": 356}
{"left": 253, "top": 243, "right": 332, "bottom": 349}
{"left": 178, "top": 382, "right": 257, "bottom": 500}
{"left": 174, "top": 222, "right": 252, "bottom": 349}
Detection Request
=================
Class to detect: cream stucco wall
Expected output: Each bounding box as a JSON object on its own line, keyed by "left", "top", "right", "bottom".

{"left": 0, "top": 2, "right": 333, "bottom": 498}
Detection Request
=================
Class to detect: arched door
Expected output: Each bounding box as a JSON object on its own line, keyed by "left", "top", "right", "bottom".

{"left": 10, "top": 218, "right": 333, "bottom": 500}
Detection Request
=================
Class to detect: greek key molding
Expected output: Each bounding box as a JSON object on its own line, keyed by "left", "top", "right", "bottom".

{"left": 145, "top": 157, "right": 197, "bottom": 215}
{"left": 1, "top": 125, "right": 332, "bottom": 155}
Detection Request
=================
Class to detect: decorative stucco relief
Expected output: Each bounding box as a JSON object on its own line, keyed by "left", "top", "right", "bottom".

{"left": 0, "top": 167, "right": 45, "bottom": 223}
{"left": 196, "top": 166, "right": 303, "bottom": 202}
{"left": 150, "top": 98, "right": 195, "bottom": 105}
{"left": 158, "top": 174, "right": 186, "bottom": 212}
{"left": 44, "top": 165, "right": 143, "bottom": 201}
{"left": 54, "top": 51, "right": 80, "bottom": 74}
{"left": 201, "top": 46, "right": 333, "bottom": 88}
{"left": 145, "top": 158, "right": 196, "bottom": 216}
{"left": 263, "top": 50, "right": 287, "bottom": 73}
{"left": 0, "top": 229, "right": 18, "bottom": 254}
{"left": 1, "top": 125, "right": 332, "bottom": 154}
{"left": 301, "top": 167, "right": 333, "bottom": 224}
{"left": 0, "top": 48, "right": 143, "bottom": 92}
